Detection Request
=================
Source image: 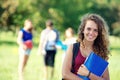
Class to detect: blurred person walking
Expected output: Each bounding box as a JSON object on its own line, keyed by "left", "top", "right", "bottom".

{"left": 38, "top": 20, "right": 58, "bottom": 80}
{"left": 62, "top": 27, "right": 76, "bottom": 61}
{"left": 17, "top": 19, "right": 33, "bottom": 80}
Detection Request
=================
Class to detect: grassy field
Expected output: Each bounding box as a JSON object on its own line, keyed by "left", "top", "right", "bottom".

{"left": 0, "top": 31, "right": 120, "bottom": 80}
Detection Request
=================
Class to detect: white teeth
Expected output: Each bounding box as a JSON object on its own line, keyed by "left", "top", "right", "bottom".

{"left": 88, "top": 35, "right": 93, "bottom": 39}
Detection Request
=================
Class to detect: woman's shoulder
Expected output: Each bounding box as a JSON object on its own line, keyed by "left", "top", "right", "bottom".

{"left": 20, "top": 28, "right": 25, "bottom": 31}
{"left": 20, "top": 28, "right": 27, "bottom": 33}
{"left": 18, "top": 28, "right": 24, "bottom": 34}
{"left": 73, "top": 42, "right": 80, "bottom": 45}
{"left": 41, "top": 29, "right": 48, "bottom": 35}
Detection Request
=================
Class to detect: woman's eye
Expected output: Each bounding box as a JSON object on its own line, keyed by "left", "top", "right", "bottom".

{"left": 87, "top": 28, "right": 91, "bottom": 31}
{"left": 94, "top": 29, "right": 98, "bottom": 32}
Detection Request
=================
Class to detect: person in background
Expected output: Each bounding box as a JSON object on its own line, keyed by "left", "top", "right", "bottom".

{"left": 17, "top": 19, "right": 33, "bottom": 80}
{"left": 38, "top": 20, "right": 58, "bottom": 80}
{"left": 62, "top": 27, "right": 76, "bottom": 61}
{"left": 62, "top": 13, "right": 110, "bottom": 80}
{"left": 63, "top": 27, "right": 76, "bottom": 48}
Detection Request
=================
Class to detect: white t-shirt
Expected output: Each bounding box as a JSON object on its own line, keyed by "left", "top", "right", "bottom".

{"left": 40, "top": 28, "right": 57, "bottom": 50}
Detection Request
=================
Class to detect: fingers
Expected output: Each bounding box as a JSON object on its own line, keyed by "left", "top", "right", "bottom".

{"left": 80, "top": 64, "right": 84, "bottom": 67}
{"left": 77, "top": 64, "right": 90, "bottom": 76}
{"left": 78, "top": 64, "right": 88, "bottom": 73}
{"left": 81, "top": 64, "right": 86, "bottom": 68}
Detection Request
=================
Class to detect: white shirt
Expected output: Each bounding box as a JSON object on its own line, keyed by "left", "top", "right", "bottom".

{"left": 40, "top": 28, "right": 57, "bottom": 50}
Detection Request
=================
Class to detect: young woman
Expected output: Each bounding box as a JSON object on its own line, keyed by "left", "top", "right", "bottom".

{"left": 17, "top": 19, "right": 33, "bottom": 80}
{"left": 64, "top": 27, "right": 76, "bottom": 46}
{"left": 62, "top": 13, "right": 110, "bottom": 80}
{"left": 62, "top": 27, "right": 76, "bottom": 62}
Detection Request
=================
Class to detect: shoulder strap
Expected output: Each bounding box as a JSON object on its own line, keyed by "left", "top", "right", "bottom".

{"left": 53, "top": 29, "right": 59, "bottom": 42}
{"left": 71, "top": 42, "right": 80, "bottom": 73}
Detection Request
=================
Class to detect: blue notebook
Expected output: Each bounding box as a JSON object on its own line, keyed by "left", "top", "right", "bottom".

{"left": 78, "top": 52, "right": 109, "bottom": 80}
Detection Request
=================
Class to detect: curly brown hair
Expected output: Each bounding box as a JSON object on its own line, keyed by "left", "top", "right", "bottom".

{"left": 77, "top": 13, "right": 110, "bottom": 59}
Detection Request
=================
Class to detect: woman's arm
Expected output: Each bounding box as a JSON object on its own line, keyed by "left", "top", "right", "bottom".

{"left": 78, "top": 65, "right": 110, "bottom": 80}
{"left": 38, "top": 31, "right": 44, "bottom": 55}
{"left": 17, "top": 31, "right": 27, "bottom": 50}
{"left": 62, "top": 44, "right": 82, "bottom": 80}
{"left": 17, "top": 31, "right": 23, "bottom": 46}
{"left": 89, "top": 67, "right": 110, "bottom": 80}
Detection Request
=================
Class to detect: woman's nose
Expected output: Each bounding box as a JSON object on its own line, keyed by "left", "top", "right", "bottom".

{"left": 89, "top": 30, "right": 94, "bottom": 34}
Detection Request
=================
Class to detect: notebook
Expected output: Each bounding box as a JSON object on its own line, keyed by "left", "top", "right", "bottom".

{"left": 24, "top": 40, "right": 33, "bottom": 49}
{"left": 78, "top": 52, "right": 109, "bottom": 80}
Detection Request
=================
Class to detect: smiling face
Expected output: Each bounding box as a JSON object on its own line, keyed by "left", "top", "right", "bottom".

{"left": 83, "top": 20, "right": 98, "bottom": 42}
{"left": 78, "top": 14, "right": 109, "bottom": 59}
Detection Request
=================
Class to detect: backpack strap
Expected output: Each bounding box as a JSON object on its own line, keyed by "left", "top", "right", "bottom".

{"left": 71, "top": 42, "right": 80, "bottom": 73}
{"left": 53, "top": 29, "right": 60, "bottom": 42}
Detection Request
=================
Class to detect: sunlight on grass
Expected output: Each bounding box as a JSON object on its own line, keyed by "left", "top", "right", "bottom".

{"left": 0, "top": 32, "right": 120, "bottom": 80}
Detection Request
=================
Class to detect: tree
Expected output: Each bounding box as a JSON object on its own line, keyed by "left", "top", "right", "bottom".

{"left": 0, "top": 0, "right": 120, "bottom": 36}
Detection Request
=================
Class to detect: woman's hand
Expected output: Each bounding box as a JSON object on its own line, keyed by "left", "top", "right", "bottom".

{"left": 23, "top": 44, "right": 28, "bottom": 50}
{"left": 77, "top": 64, "right": 89, "bottom": 76}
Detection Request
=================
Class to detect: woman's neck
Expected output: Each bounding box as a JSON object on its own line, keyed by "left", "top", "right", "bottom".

{"left": 23, "top": 27, "right": 28, "bottom": 31}
{"left": 46, "top": 26, "right": 53, "bottom": 30}
{"left": 23, "top": 27, "right": 30, "bottom": 32}
{"left": 82, "top": 39, "right": 94, "bottom": 49}
{"left": 66, "top": 36, "right": 74, "bottom": 39}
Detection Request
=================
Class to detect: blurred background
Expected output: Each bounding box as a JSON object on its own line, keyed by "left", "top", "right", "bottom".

{"left": 0, "top": 0, "right": 120, "bottom": 80}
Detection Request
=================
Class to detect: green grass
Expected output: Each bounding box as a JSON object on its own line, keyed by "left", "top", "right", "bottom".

{"left": 0, "top": 31, "right": 120, "bottom": 80}
{"left": 0, "top": 31, "right": 62, "bottom": 80}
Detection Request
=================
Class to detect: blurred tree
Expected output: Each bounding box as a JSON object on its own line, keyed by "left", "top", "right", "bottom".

{"left": 112, "top": 21, "right": 120, "bottom": 36}
{"left": 0, "top": 0, "right": 120, "bottom": 36}
{"left": 0, "top": 0, "right": 18, "bottom": 30}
